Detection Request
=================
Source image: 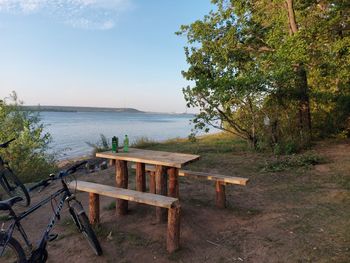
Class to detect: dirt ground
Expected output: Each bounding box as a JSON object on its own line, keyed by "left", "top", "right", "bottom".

{"left": 1, "top": 137, "right": 349, "bottom": 263}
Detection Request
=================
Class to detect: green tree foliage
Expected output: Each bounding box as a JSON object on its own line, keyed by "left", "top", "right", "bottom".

{"left": 0, "top": 92, "right": 56, "bottom": 182}
{"left": 178, "top": 0, "right": 350, "bottom": 151}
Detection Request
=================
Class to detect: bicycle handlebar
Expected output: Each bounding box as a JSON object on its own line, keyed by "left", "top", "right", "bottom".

{"left": 29, "top": 178, "right": 52, "bottom": 192}
{"left": 0, "top": 138, "right": 16, "bottom": 149}
{"left": 63, "top": 161, "right": 88, "bottom": 177}
{"left": 29, "top": 161, "right": 87, "bottom": 192}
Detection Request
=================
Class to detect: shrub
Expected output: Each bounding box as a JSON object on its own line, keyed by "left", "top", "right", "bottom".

{"left": 0, "top": 92, "right": 56, "bottom": 182}
{"left": 86, "top": 134, "right": 111, "bottom": 154}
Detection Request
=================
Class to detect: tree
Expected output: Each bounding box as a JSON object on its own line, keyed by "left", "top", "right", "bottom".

{"left": 0, "top": 92, "right": 56, "bottom": 182}
{"left": 178, "top": 0, "right": 350, "bottom": 150}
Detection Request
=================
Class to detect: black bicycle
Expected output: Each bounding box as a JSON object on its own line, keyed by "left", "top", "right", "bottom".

{"left": 0, "top": 139, "right": 30, "bottom": 207}
{"left": 0, "top": 161, "right": 102, "bottom": 262}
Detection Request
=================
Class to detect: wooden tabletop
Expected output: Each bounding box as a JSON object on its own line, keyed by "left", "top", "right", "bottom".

{"left": 96, "top": 148, "right": 200, "bottom": 168}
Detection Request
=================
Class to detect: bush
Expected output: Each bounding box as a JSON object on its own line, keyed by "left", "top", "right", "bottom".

{"left": 86, "top": 134, "right": 111, "bottom": 154}
{"left": 0, "top": 92, "right": 56, "bottom": 182}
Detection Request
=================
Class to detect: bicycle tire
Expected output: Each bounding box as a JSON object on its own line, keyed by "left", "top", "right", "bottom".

{"left": 0, "top": 168, "right": 30, "bottom": 206}
{"left": 69, "top": 204, "right": 102, "bottom": 256}
{"left": 0, "top": 232, "right": 27, "bottom": 263}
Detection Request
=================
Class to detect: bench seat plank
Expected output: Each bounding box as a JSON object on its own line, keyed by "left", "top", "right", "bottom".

{"left": 179, "top": 170, "right": 249, "bottom": 185}
{"left": 131, "top": 165, "right": 249, "bottom": 186}
{"left": 72, "top": 180, "right": 178, "bottom": 209}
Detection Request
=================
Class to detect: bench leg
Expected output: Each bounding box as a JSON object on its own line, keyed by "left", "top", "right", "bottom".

{"left": 116, "top": 160, "right": 128, "bottom": 215}
{"left": 167, "top": 204, "right": 181, "bottom": 253}
{"left": 168, "top": 167, "right": 179, "bottom": 198}
{"left": 155, "top": 165, "right": 168, "bottom": 223}
{"left": 89, "top": 193, "right": 100, "bottom": 225}
{"left": 136, "top": 163, "right": 146, "bottom": 192}
{"left": 149, "top": 171, "right": 156, "bottom": 194}
{"left": 215, "top": 181, "right": 226, "bottom": 208}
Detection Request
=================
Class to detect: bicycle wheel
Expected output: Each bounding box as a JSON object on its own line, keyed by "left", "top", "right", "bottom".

{"left": 69, "top": 202, "right": 102, "bottom": 256}
{"left": 0, "top": 168, "right": 30, "bottom": 207}
{"left": 0, "top": 233, "right": 26, "bottom": 263}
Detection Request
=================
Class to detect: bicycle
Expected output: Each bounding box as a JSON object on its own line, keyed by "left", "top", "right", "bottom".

{"left": 0, "top": 161, "right": 103, "bottom": 262}
{"left": 0, "top": 138, "right": 30, "bottom": 207}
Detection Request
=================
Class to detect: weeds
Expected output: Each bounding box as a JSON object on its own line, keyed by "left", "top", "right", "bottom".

{"left": 0, "top": 214, "right": 11, "bottom": 221}
{"left": 131, "top": 137, "right": 159, "bottom": 148}
{"left": 86, "top": 134, "right": 111, "bottom": 154}
{"left": 262, "top": 153, "right": 326, "bottom": 172}
{"left": 104, "top": 201, "right": 116, "bottom": 210}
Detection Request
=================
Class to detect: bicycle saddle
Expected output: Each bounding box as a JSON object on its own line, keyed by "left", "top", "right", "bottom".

{"left": 0, "top": 196, "right": 23, "bottom": 211}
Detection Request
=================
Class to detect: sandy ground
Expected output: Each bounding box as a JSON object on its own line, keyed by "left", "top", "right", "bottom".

{"left": 1, "top": 139, "right": 349, "bottom": 263}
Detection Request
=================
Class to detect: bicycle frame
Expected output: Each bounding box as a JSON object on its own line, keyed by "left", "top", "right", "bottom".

{"left": 0, "top": 166, "right": 17, "bottom": 193}
{"left": 0, "top": 178, "right": 76, "bottom": 258}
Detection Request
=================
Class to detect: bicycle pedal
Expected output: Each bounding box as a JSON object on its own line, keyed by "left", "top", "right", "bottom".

{"left": 48, "top": 233, "right": 58, "bottom": 242}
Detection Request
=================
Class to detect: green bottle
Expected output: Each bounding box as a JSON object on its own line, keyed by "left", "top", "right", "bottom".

{"left": 123, "top": 135, "right": 129, "bottom": 152}
{"left": 112, "top": 136, "right": 117, "bottom": 153}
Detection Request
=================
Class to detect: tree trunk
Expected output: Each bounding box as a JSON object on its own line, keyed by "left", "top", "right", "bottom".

{"left": 286, "top": 0, "right": 312, "bottom": 145}
{"left": 296, "top": 65, "right": 312, "bottom": 145}
{"left": 286, "top": 0, "right": 298, "bottom": 34}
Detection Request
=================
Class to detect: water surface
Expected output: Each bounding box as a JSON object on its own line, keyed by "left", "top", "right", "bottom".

{"left": 40, "top": 111, "right": 196, "bottom": 159}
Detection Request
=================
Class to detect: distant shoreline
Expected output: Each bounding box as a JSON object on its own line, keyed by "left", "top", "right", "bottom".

{"left": 20, "top": 105, "right": 144, "bottom": 113}
{"left": 20, "top": 105, "right": 195, "bottom": 115}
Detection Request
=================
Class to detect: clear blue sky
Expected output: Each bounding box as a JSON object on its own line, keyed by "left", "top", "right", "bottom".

{"left": 0, "top": 0, "right": 214, "bottom": 113}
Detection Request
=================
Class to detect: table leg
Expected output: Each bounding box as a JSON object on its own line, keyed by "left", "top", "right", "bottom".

{"left": 135, "top": 163, "right": 146, "bottom": 192}
{"left": 149, "top": 171, "right": 156, "bottom": 194}
{"left": 109, "top": 159, "right": 116, "bottom": 167}
{"left": 168, "top": 167, "right": 179, "bottom": 198}
{"left": 116, "top": 160, "right": 128, "bottom": 215}
{"left": 155, "top": 165, "right": 167, "bottom": 222}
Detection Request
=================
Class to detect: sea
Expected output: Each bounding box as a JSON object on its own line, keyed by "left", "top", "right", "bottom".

{"left": 40, "top": 111, "right": 198, "bottom": 160}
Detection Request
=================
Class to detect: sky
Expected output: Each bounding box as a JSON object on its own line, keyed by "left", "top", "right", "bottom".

{"left": 0, "top": 0, "right": 214, "bottom": 113}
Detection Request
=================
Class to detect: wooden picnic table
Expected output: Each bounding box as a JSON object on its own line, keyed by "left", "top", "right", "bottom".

{"left": 96, "top": 148, "right": 200, "bottom": 221}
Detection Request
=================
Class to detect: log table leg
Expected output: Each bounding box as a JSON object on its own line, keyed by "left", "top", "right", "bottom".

{"left": 155, "top": 165, "right": 168, "bottom": 223}
{"left": 215, "top": 181, "right": 226, "bottom": 208}
{"left": 116, "top": 160, "right": 128, "bottom": 215}
{"left": 149, "top": 171, "right": 156, "bottom": 194}
{"left": 167, "top": 203, "right": 181, "bottom": 253}
{"left": 168, "top": 167, "right": 179, "bottom": 198}
{"left": 109, "top": 159, "right": 116, "bottom": 167}
{"left": 89, "top": 193, "right": 100, "bottom": 225}
{"left": 135, "top": 163, "right": 146, "bottom": 192}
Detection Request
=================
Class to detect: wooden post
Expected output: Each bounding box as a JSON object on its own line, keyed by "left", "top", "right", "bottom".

{"left": 168, "top": 167, "right": 179, "bottom": 198}
{"left": 109, "top": 159, "right": 116, "bottom": 167}
{"left": 149, "top": 171, "right": 156, "bottom": 194}
{"left": 116, "top": 160, "right": 128, "bottom": 215}
{"left": 135, "top": 163, "right": 146, "bottom": 192}
{"left": 215, "top": 181, "right": 226, "bottom": 208}
{"left": 167, "top": 204, "right": 181, "bottom": 253}
{"left": 155, "top": 165, "right": 167, "bottom": 223}
{"left": 89, "top": 193, "right": 100, "bottom": 225}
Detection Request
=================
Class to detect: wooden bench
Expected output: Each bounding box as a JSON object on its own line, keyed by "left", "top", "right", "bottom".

{"left": 70, "top": 180, "right": 181, "bottom": 253}
{"left": 131, "top": 164, "right": 249, "bottom": 208}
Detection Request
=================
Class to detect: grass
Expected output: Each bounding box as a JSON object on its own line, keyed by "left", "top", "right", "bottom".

{"left": 53, "top": 133, "right": 350, "bottom": 262}
{"left": 104, "top": 200, "right": 116, "bottom": 210}
{"left": 261, "top": 152, "right": 326, "bottom": 172}
{"left": 131, "top": 137, "right": 159, "bottom": 148}
{"left": 149, "top": 133, "right": 247, "bottom": 155}
{"left": 0, "top": 214, "right": 11, "bottom": 221}
{"left": 109, "top": 229, "right": 152, "bottom": 247}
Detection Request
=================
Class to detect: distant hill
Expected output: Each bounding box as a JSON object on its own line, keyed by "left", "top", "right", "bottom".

{"left": 21, "top": 105, "right": 144, "bottom": 113}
